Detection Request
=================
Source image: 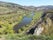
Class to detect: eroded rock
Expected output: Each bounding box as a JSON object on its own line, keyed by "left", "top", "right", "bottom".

{"left": 26, "top": 11, "right": 53, "bottom": 35}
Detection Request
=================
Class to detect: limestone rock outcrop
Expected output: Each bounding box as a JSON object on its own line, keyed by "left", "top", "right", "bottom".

{"left": 26, "top": 10, "right": 53, "bottom": 35}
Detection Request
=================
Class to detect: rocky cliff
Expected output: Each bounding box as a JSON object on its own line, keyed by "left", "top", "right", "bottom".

{"left": 27, "top": 10, "right": 53, "bottom": 36}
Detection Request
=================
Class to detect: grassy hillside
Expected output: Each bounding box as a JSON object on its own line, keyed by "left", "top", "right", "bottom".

{"left": 0, "top": 1, "right": 53, "bottom": 40}
{"left": 0, "top": 1, "right": 31, "bottom": 34}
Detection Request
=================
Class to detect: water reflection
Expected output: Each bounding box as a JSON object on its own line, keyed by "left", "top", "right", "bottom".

{"left": 13, "top": 13, "right": 34, "bottom": 32}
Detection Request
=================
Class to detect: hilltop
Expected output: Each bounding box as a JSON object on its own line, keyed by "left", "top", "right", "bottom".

{"left": 0, "top": 1, "right": 31, "bottom": 15}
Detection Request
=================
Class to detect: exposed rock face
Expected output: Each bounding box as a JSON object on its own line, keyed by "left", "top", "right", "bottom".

{"left": 26, "top": 11, "right": 53, "bottom": 35}
{"left": 34, "top": 25, "right": 44, "bottom": 35}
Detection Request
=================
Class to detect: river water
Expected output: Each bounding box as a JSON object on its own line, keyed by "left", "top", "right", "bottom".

{"left": 13, "top": 12, "right": 34, "bottom": 32}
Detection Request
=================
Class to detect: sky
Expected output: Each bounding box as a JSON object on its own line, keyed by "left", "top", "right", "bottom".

{"left": 0, "top": 0, "right": 53, "bottom": 6}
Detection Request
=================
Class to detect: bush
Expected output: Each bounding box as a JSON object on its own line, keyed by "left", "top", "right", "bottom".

{"left": 5, "top": 34, "right": 53, "bottom": 40}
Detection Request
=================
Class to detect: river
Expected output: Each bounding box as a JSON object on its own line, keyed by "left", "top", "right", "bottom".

{"left": 13, "top": 12, "right": 34, "bottom": 32}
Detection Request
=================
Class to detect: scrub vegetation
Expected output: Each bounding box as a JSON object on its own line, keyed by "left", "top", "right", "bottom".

{"left": 0, "top": 1, "right": 53, "bottom": 40}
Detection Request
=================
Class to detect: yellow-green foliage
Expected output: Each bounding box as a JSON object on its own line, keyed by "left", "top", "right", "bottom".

{"left": 4, "top": 34, "right": 53, "bottom": 40}
{"left": 0, "top": 8, "right": 31, "bottom": 34}
{"left": 17, "top": 11, "right": 43, "bottom": 33}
